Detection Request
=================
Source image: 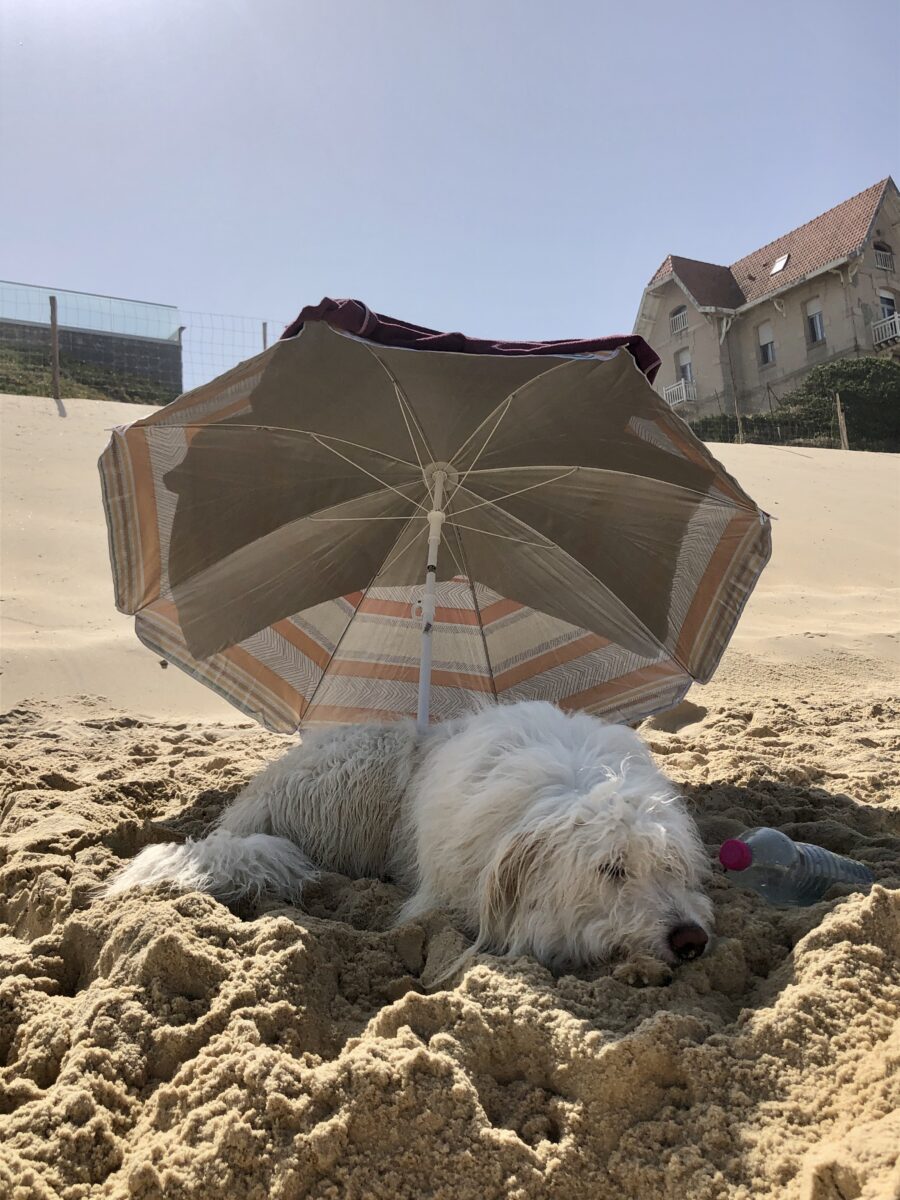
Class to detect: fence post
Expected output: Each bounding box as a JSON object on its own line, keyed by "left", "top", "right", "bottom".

{"left": 261, "top": 321, "right": 268, "bottom": 350}
{"left": 835, "top": 392, "right": 850, "bottom": 451}
{"left": 49, "top": 295, "right": 61, "bottom": 402}
{"left": 733, "top": 394, "right": 745, "bottom": 444}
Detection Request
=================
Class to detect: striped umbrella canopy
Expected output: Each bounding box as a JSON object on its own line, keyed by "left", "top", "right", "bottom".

{"left": 99, "top": 299, "right": 771, "bottom": 734}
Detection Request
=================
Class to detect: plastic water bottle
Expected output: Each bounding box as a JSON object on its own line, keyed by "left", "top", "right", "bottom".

{"left": 718, "top": 827, "right": 873, "bottom": 906}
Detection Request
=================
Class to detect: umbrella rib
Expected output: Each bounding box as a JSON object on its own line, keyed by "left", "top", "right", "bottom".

{"left": 284, "top": 478, "right": 428, "bottom": 529}
{"left": 449, "top": 484, "right": 677, "bottom": 668}
{"left": 175, "top": 485, "right": 430, "bottom": 608}
{"left": 305, "top": 431, "right": 430, "bottom": 511}
{"left": 297, "top": 580, "right": 379, "bottom": 725}
{"left": 357, "top": 343, "right": 437, "bottom": 499}
{"left": 440, "top": 528, "right": 466, "bottom": 578}
{"left": 446, "top": 396, "right": 515, "bottom": 507}
{"left": 463, "top": 464, "right": 759, "bottom": 512}
{"left": 445, "top": 523, "right": 499, "bottom": 706}
{"left": 441, "top": 532, "right": 465, "bottom": 578}
{"left": 376, "top": 518, "right": 438, "bottom": 578}
{"left": 154, "top": 422, "right": 423, "bottom": 474}
{"left": 444, "top": 522, "right": 556, "bottom": 550}
{"left": 449, "top": 468, "right": 578, "bottom": 517}
{"left": 298, "top": 509, "right": 420, "bottom": 722}
{"left": 394, "top": 384, "right": 431, "bottom": 498}
{"left": 305, "top": 515, "right": 429, "bottom": 523}
{"left": 448, "top": 356, "right": 585, "bottom": 475}
{"left": 371, "top": 507, "right": 464, "bottom": 579}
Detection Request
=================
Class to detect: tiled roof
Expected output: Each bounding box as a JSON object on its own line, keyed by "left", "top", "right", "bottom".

{"left": 730, "top": 178, "right": 890, "bottom": 304}
{"left": 660, "top": 255, "right": 746, "bottom": 309}
{"left": 647, "top": 178, "right": 894, "bottom": 311}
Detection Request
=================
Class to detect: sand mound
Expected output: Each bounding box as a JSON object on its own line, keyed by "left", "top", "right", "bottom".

{"left": 2, "top": 674, "right": 898, "bottom": 1199}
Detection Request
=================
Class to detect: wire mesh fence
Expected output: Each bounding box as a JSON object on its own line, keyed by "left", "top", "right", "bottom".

{"left": 0, "top": 281, "right": 289, "bottom": 406}
{"left": 179, "top": 310, "right": 288, "bottom": 393}
{"left": 681, "top": 408, "right": 844, "bottom": 450}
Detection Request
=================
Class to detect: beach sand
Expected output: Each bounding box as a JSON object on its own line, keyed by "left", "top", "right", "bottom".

{"left": 1, "top": 393, "right": 899, "bottom": 1199}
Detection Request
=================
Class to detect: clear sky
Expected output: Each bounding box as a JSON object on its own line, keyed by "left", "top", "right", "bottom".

{"left": 2, "top": 0, "right": 897, "bottom": 341}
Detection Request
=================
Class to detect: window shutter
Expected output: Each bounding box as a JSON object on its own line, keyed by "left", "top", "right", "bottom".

{"left": 758, "top": 321, "right": 773, "bottom": 345}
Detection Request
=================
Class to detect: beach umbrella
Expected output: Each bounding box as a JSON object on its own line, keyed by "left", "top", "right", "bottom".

{"left": 99, "top": 298, "right": 770, "bottom": 734}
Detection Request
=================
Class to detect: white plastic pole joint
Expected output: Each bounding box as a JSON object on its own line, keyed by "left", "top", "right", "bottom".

{"left": 416, "top": 469, "right": 447, "bottom": 733}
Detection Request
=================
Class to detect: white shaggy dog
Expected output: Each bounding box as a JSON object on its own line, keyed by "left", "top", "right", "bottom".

{"left": 104, "top": 701, "right": 713, "bottom": 971}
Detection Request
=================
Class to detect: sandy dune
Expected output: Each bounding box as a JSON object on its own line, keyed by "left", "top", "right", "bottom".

{"left": 1, "top": 395, "right": 236, "bottom": 722}
{"left": 1, "top": 392, "right": 898, "bottom": 1199}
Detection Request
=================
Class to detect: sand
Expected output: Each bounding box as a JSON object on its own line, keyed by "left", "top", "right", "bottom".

{"left": 1, "top": 395, "right": 236, "bottom": 724}
{"left": 1, "top": 392, "right": 899, "bottom": 1199}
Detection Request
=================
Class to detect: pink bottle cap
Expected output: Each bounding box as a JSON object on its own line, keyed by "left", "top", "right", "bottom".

{"left": 719, "top": 839, "right": 753, "bottom": 871}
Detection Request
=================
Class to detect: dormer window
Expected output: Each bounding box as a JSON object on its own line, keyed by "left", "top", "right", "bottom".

{"left": 874, "top": 241, "right": 895, "bottom": 272}
{"left": 670, "top": 305, "right": 688, "bottom": 335}
{"left": 770, "top": 253, "right": 790, "bottom": 275}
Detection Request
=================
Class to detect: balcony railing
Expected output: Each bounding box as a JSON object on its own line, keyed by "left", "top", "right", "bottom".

{"left": 663, "top": 378, "right": 697, "bottom": 406}
{"left": 872, "top": 312, "right": 900, "bottom": 347}
{"left": 670, "top": 310, "right": 689, "bottom": 335}
{"left": 874, "top": 249, "right": 895, "bottom": 272}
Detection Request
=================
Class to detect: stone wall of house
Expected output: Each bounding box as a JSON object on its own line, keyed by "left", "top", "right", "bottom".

{"left": 637, "top": 279, "right": 729, "bottom": 420}
{"left": 724, "top": 273, "right": 857, "bottom": 412}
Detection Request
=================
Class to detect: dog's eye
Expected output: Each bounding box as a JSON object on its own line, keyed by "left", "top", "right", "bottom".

{"left": 599, "top": 863, "right": 626, "bottom": 882}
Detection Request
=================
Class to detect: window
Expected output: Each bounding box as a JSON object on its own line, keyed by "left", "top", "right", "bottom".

{"left": 770, "top": 253, "right": 790, "bottom": 275}
{"left": 758, "top": 320, "right": 776, "bottom": 365}
{"left": 806, "top": 298, "right": 825, "bottom": 344}
{"left": 874, "top": 241, "right": 895, "bottom": 272}
{"left": 879, "top": 290, "right": 896, "bottom": 320}
{"left": 676, "top": 348, "right": 694, "bottom": 382}
{"left": 670, "top": 305, "right": 688, "bottom": 335}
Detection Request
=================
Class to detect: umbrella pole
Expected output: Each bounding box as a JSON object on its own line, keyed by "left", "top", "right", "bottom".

{"left": 416, "top": 469, "right": 447, "bottom": 733}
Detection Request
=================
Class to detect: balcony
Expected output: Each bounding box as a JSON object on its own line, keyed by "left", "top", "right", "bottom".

{"left": 874, "top": 249, "right": 895, "bottom": 272}
{"left": 663, "top": 378, "right": 697, "bottom": 406}
{"left": 872, "top": 312, "right": 900, "bottom": 347}
{"left": 670, "top": 309, "right": 689, "bottom": 335}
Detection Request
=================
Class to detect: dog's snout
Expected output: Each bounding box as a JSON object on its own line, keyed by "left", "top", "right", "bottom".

{"left": 667, "top": 923, "right": 709, "bottom": 961}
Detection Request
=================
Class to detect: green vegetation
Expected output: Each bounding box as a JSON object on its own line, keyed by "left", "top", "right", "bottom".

{"left": 0, "top": 346, "right": 179, "bottom": 406}
{"left": 778, "top": 357, "right": 900, "bottom": 451}
{"left": 688, "top": 357, "right": 900, "bottom": 451}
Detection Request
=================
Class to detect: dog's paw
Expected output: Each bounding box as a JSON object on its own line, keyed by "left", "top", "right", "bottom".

{"left": 612, "top": 955, "right": 673, "bottom": 988}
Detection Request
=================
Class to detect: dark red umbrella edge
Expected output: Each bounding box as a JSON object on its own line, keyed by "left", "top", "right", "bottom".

{"left": 280, "top": 297, "right": 660, "bottom": 383}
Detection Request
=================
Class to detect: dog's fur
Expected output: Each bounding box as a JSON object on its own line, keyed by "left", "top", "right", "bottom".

{"left": 104, "top": 701, "right": 713, "bottom": 970}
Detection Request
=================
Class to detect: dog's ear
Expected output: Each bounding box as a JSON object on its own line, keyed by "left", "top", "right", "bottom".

{"left": 479, "top": 831, "right": 546, "bottom": 949}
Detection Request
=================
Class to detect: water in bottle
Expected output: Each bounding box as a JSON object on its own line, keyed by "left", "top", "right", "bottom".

{"left": 718, "top": 826, "right": 874, "bottom": 907}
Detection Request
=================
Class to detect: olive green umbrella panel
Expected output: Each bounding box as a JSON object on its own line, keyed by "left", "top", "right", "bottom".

{"left": 99, "top": 319, "right": 770, "bottom": 733}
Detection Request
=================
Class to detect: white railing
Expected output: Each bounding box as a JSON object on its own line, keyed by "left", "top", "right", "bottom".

{"left": 670, "top": 309, "right": 689, "bottom": 334}
{"left": 874, "top": 249, "right": 895, "bottom": 272}
{"left": 872, "top": 312, "right": 900, "bottom": 346}
{"left": 663, "top": 379, "right": 698, "bottom": 406}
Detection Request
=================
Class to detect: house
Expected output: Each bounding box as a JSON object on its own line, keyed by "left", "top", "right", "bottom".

{"left": 633, "top": 178, "right": 900, "bottom": 417}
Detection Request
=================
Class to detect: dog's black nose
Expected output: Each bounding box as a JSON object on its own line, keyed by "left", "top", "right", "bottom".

{"left": 668, "top": 924, "right": 709, "bottom": 961}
